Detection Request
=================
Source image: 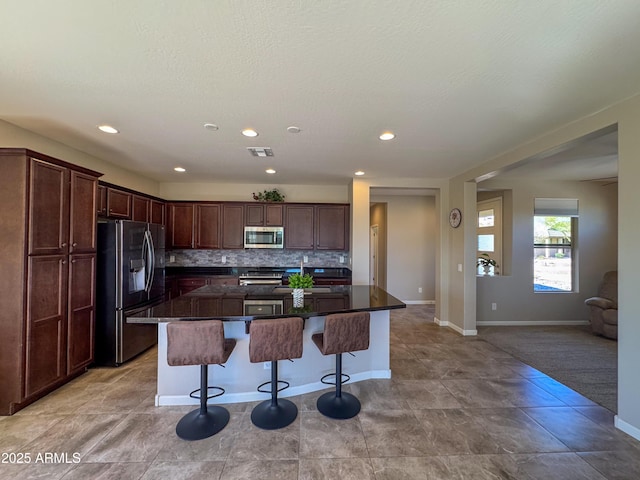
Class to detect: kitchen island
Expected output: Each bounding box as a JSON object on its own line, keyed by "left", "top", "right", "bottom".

{"left": 128, "top": 285, "right": 405, "bottom": 406}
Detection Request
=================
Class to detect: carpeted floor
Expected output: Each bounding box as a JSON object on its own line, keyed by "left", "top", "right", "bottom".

{"left": 478, "top": 324, "right": 618, "bottom": 412}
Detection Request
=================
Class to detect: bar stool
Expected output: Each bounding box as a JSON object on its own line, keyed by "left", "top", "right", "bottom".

{"left": 312, "top": 311, "right": 370, "bottom": 419}
{"left": 249, "top": 317, "right": 303, "bottom": 430}
{"left": 167, "top": 320, "right": 236, "bottom": 440}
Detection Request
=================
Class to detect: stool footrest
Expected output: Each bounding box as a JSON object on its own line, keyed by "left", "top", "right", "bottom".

{"left": 257, "top": 379, "right": 290, "bottom": 394}
{"left": 189, "top": 385, "right": 225, "bottom": 401}
{"left": 320, "top": 372, "right": 350, "bottom": 386}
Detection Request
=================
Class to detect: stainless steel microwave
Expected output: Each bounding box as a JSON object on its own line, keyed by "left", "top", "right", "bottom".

{"left": 244, "top": 226, "right": 284, "bottom": 249}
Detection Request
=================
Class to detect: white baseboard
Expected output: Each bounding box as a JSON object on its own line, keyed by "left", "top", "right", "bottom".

{"left": 434, "top": 316, "right": 447, "bottom": 326}
{"left": 615, "top": 415, "right": 640, "bottom": 442}
{"left": 477, "top": 320, "right": 590, "bottom": 327}
{"left": 403, "top": 300, "right": 436, "bottom": 305}
{"left": 446, "top": 321, "right": 477, "bottom": 336}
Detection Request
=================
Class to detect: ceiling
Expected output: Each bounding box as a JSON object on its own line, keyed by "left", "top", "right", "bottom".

{"left": 1, "top": 1, "right": 638, "bottom": 186}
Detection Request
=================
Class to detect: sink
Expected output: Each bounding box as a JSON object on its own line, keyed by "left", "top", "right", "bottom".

{"left": 272, "top": 287, "right": 332, "bottom": 294}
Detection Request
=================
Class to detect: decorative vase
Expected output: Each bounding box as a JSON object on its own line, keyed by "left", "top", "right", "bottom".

{"left": 292, "top": 288, "right": 305, "bottom": 308}
{"left": 482, "top": 265, "right": 492, "bottom": 275}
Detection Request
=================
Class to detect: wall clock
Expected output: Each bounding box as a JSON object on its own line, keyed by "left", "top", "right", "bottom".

{"left": 449, "top": 208, "right": 462, "bottom": 228}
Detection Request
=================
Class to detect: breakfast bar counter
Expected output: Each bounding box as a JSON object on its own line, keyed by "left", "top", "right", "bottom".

{"left": 128, "top": 285, "right": 405, "bottom": 406}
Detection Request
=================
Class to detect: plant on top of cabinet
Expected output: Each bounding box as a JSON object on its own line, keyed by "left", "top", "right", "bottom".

{"left": 252, "top": 188, "right": 285, "bottom": 202}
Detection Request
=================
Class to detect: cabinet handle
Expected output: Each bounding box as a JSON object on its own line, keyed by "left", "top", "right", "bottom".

{"left": 72, "top": 242, "right": 78, "bottom": 247}
{"left": 71, "top": 259, "right": 76, "bottom": 263}
{"left": 61, "top": 242, "right": 67, "bottom": 247}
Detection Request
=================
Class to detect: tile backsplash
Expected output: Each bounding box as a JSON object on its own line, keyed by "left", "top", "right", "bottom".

{"left": 166, "top": 249, "right": 350, "bottom": 269}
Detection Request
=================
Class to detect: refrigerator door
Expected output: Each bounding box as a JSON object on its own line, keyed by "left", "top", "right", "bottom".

{"left": 118, "top": 304, "right": 158, "bottom": 365}
{"left": 147, "top": 223, "right": 166, "bottom": 302}
{"left": 120, "top": 221, "right": 152, "bottom": 309}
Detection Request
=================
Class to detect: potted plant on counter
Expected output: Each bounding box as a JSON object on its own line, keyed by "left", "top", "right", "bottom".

{"left": 477, "top": 253, "right": 499, "bottom": 275}
{"left": 288, "top": 272, "right": 314, "bottom": 308}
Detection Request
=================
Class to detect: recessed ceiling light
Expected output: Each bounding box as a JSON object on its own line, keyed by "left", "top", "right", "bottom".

{"left": 355, "top": 170, "right": 365, "bottom": 176}
{"left": 203, "top": 123, "right": 219, "bottom": 131}
{"left": 266, "top": 168, "right": 276, "bottom": 174}
{"left": 98, "top": 125, "right": 119, "bottom": 134}
{"left": 174, "top": 167, "right": 186, "bottom": 172}
{"left": 379, "top": 132, "right": 395, "bottom": 141}
{"left": 242, "top": 128, "right": 258, "bottom": 137}
{"left": 286, "top": 126, "right": 301, "bottom": 134}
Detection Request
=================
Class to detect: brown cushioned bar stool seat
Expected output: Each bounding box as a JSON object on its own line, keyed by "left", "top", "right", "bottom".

{"left": 312, "top": 312, "right": 370, "bottom": 419}
{"left": 249, "top": 317, "right": 303, "bottom": 429}
{"left": 167, "top": 320, "right": 236, "bottom": 440}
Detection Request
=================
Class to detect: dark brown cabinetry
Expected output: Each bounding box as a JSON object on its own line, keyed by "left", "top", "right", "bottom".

{"left": 246, "top": 203, "right": 284, "bottom": 226}
{"left": 106, "top": 187, "right": 131, "bottom": 219}
{"left": 150, "top": 200, "right": 165, "bottom": 225}
{"left": 285, "top": 204, "right": 349, "bottom": 251}
{"left": 171, "top": 275, "right": 239, "bottom": 298}
{"left": 166, "top": 203, "right": 222, "bottom": 249}
{"left": 132, "top": 194, "right": 150, "bottom": 222}
{"left": 222, "top": 203, "right": 244, "bottom": 249}
{"left": 195, "top": 204, "right": 221, "bottom": 249}
{"left": 0, "top": 149, "right": 101, "bottom": 415}
{"left": 315, "top": 204, "right": 349, "bottom": 250}
{"left": 285, "top": 205, "right": 315, "bottom": 249}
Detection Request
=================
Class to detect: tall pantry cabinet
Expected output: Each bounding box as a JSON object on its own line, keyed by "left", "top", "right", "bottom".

{"left": 0, "top": 149, "right": 102, "bottom": 415}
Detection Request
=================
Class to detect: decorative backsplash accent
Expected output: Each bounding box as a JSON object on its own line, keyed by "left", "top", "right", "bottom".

{"left": 166, "top": 249, "right": 350, "bottom": 268}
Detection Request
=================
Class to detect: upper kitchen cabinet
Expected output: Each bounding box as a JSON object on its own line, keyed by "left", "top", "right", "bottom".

{"left": 0, "top": 148, "right": 102, "bottom": 415}
{"left": 167, "top": 203, "right": 195, "bottom": 248}
{"left": 285, "top": 203, "right": 350, "bottom": 251}
{"left": 285, "top": 204, "right": 315, "bottom": 249}
{"left": 222, "top": 203, "right": 244, "bottom": 249}
{"left": 245, "top": 203, "right": 283, "bottom": 226}
{"left": 166, "top": 202, "right": 221, "bottom": 249}
{"left": 150, "top": 199, "right": 165, "bottom": 225}
{"left": 106, "top": 187, "right": 131, "bottom": 219}
{"left": 132, "top": 194, "right": 150, "bottom": 222}
{"left": 195, "top": 204, "right": 221, "bottom": 249}
{"left": 315, "top": 204, "right": 349, "bottom": 250}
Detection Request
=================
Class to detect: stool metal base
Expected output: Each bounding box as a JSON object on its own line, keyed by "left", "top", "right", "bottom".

{"left": 176, "top": 405, "right": 230, "bottom": 441}
{"left": 251, "top": 398, "right": 298, "bottom": 430}
{"left": 317, "top": 391, "right": 361, "bottom": 419}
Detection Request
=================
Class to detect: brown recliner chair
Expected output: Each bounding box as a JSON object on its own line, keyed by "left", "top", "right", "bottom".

{"left": 585, "top": 271, "right": 618, "bottom": 340}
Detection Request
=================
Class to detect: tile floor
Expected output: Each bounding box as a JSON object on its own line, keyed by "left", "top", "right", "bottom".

{"left": 2, "top": 305, "right": 640, "bottom": 479}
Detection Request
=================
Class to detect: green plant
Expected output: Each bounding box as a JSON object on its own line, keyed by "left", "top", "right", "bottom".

{"left": 287, "top": 272, "right": 314, "bottom": 289}
{"left": 476, "top": 253, "right": 498, "bottom": 269}
{"left": 252, "top": 188, "right": 285, "bottom": 202}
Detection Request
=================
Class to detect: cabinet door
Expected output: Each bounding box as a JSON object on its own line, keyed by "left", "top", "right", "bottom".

{"left": 132, "top": 195, "right": 150, "bottom": 222}
{"left": 176, "top": 277, "right": 207, "bottom": 296}
{"left": 167, "top": 204, "right": 195, "bottom": 249}
{"left": 69, "top": 171, "right": 97, "bottom": 254}
{"left": 265, "top": 204, "right": 284, "bottom": 226}
{"left": 195, "top": 204, "right": 221, "bottom": 249}
{"left": 107, "top": 188, "right": 132, "bottom": 219}
{"left": 316, "top": 205, "right": 348, "bottom": 250}
{"left": 25, "top": 255, "right": 67, "bottom": 397}
{"left": 150, "top": 200, "right": 165, "bottom": 225}
{"left": 207, "top": 276, "right": 239, "bottom": 286}
{"left": 67, "top": 254, "right": 95, "bottom": 374}
{"left": 222, "top": 204, "right": 244, "bottom": 249}
{"left": 97, "top": 184, "right": 108, "bottom": 217}
{"left": 245, "top": 204, "right": 264, "bottom": 226}
{"left": 28, "top": 159, "right": 68, "bottom": 256}
{"left": 285, "top": 205, "right": 314, "bottom": 249}
{"left": 221, "top": 297, "right": 244, "bottom": 315}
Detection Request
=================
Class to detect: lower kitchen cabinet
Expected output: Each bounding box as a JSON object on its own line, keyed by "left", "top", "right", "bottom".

{"left": 171, "top": 275, "right": 239, "bottom": 297}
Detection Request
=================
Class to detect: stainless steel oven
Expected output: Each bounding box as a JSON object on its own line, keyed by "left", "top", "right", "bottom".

{"left": 243, "top": 299, "right": 284, "bottom": 316}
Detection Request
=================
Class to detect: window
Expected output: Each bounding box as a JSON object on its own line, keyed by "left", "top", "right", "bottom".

{"left": 533, "top": 198, "right": 577, "bottom": 292}
{"left": 477, "top": 198, "right": 502, "bottom": 275}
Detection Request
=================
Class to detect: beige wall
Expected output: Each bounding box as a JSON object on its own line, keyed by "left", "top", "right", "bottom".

{"left": 369, "top": 203, "right": 388, "bottom": 289}
{"left": 159, "top": 182, "right": 348, "bottom": 203}
{"left": 370, "top": 195, "right": 436, "bottom": 303}
{"left": 475, "top": 179, "right": 618, "bottom": 324}
{"left": 446, "top": 94, "right": 640, "bottom": 439}
{"left": 0, "top": 119, "right": 160, "bottom": 195}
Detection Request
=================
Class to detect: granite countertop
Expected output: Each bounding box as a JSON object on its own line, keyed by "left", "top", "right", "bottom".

{"left": 165, "top": 266, "right": 352, "bottom": 279}
{"left": 128, "top": 284, "right": 404, "bottom": 323}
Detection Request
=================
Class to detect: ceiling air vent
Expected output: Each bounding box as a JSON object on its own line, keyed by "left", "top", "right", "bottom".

{"left": 247, "top": 147, "right": 274, "bottom": 157}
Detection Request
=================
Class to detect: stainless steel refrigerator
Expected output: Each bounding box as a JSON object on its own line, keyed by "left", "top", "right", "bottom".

{"left": 95, "top": 220, "right": 165, "bottom": 366}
